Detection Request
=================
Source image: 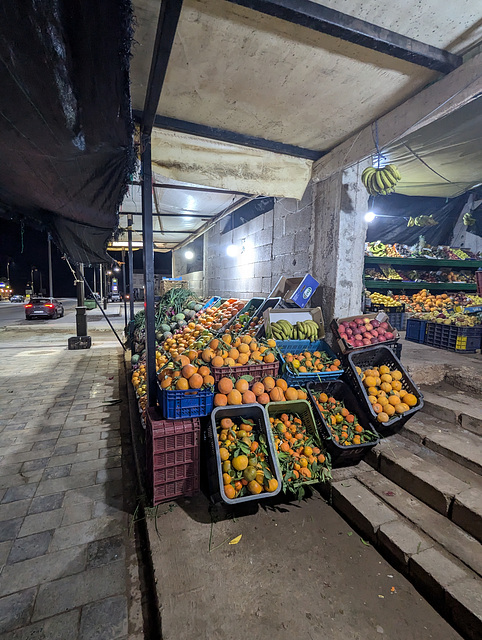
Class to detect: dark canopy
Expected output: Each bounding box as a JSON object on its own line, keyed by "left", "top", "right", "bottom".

{"left": 0, "top": 0, "right": 134, "bottom": 264}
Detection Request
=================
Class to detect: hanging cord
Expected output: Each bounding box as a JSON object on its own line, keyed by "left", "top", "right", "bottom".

{"left": 63, "top": 255, "right": 126, "bottom": 352}
{"left": 402, "top": 142, "right": 453, "bottom": 183}
{"left": 371, "top": 120, "right": 386, "bottom": 168}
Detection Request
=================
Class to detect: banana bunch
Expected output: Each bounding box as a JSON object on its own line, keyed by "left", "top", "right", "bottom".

{"left": 362, "top": 165, "right": 401, "bottom": 196}
{"left": 463, "top": 212, "right": 476, "bottom": 227}
{"left": 452, "top": 248, "right": 469, "bottom": 260}
{"left": 407, "top": 215, "right": 438, "bottom": 228}
{"left": 367, "top": 241, "right": 387, "bottom": 256}
{"left": 270, "top": 319, "right": 319, "bottom": 342}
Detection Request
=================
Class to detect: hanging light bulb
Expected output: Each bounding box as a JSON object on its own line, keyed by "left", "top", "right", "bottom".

{"left": 226, "top": 244, "right": 239, "bottom": 257}
{"left": 365, "top": 211, "right": 376, "bottom": 222}
{"left": 185, "top": 250, "right": 194, "bottom": 260}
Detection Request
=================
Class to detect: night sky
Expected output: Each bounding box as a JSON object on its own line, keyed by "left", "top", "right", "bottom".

{"left": 0, "top": 219, "right": 172, "bottom": 298}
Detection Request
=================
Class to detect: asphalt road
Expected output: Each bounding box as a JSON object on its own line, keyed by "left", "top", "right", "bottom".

{"left": 0, "top": 298, "right": 78, "bottom": 326}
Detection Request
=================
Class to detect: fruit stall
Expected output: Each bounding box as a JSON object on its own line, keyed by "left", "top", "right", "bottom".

{"left": 129, "top": 283, "right": 442, "bottom": 507}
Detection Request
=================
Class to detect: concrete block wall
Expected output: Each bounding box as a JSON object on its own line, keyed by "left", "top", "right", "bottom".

{"left": 179, "top": 271, "right": 203, "bottom": 296}
{"left": 204, "top": 186, "right": 313, "bottom": 299}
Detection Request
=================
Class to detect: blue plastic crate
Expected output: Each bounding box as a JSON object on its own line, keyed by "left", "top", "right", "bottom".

{"left": 405, "top": 318, "right": 427, "bottom": 344}
{"left": 275, "top": 339, "right": 312, "bottom": 352}
{"left": 157, "top": 386, "right": 214, "bottom": 420}
{"left": 200, "top": 296, "right": 221, "bottom": 311}
{"left": 277, "top": 340, "right": 344, "bottom": 386}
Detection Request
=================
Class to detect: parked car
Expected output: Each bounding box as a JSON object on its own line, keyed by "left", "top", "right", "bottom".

{"left": 108, "top": 293, "right": 121, "bottom": 302}
{"left": 10, "top": 295, "right": 24, "bottom": 303}
{"left": 25, "top": 298, "right": 64, "bottom": 320}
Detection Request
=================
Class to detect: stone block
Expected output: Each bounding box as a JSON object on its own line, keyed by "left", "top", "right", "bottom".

{"left": 0, "top": 587, "right": 37, "bottom": 634}
{"left": 273, "top": 234, "right": 295, "bottom": 257}
{"left": 0, "top": 540, "right": 12, "bottom": 568}
{"left": 0, "top": 518, "right": 23, "bottom": 542}
{"left": 18, "top": 509, "right": 63, "bottom": 538}
{"left": 2, "top": 485, "right": 37, "bottom": 504}
{"left": 95, "top": 468, "right": 122, "bottom": 484}
{"left": 28, "top": 493, "right": 64, "bottom": 515}
{"left": 424, "top": 430, "right": 482, "bottom": 475}
{"left": 32, "top": 560, "right": 125, "bottom": 621}
{"left": 35, "top": 472, "right": 97, "bottom": 497}
{"left": 42, "top": 465, "right": 71, "bottom": 481}
{"left": 62, "top": 502, "right": 93, "bottom": 526}
{"left": 50, "top": 515, "right": 123, "bottom": 552}
{"left": 32, "top": 439, "right": 57, "bottom": 451}
{"left": 331, "top": 479, "right": 398, "bottom": 543}
{"left": 0, "top": 500, "right": 30, "bottom": 523}
{"left": 86, "top": 535, "right": 125, "bottom": 569}
{"left": 445, "top": 578, "right": 482, "bottom": 640}
{"left": 0, "top": 545, "right": 86, "bottom": 597}
{"left": 451, "top": 488, "right": 482, "bottom": 542}
{"left": 377, "top": 520, "right": 433, "bottom": 569}
{"left": 79, "top": 595, "right": 128, "bottom": 640}
{"left": 21, "top": 458, "right": 49, "bottom": 473}
{"left": 7, "top": 530, "right": 53, "bottom": 565}
{"left": 0, "top": 610, "right": 80, "bottom": 640}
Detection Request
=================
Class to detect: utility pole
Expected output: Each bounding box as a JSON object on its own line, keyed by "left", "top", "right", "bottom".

{"left": 122, "top": 249, "right": 128, "bottom": 321}
{"left": 93, "top": 265, "right": 97, "bottom": 295}
{"left": 48, "top": 233, "right": 53, "bottom": 298}
{"left": 128, "top": 216, "right": 135, "bottom": 322}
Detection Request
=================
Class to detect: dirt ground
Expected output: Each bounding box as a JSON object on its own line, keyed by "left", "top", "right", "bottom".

{"left": 147, "top": 488, "right": 462, "bottom": 640}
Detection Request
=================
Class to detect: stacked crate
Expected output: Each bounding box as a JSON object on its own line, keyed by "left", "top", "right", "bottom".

{"left": 146, "top": 407, "right": 200, "bottom": 506}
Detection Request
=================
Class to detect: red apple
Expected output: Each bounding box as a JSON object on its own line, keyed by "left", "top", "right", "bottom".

{"left": 338, "top": 325, "right": 346, "bottom": 334}
{"left": 378, "top": 335, "right": 387, "bottom": 342}
{"left": 371, "top": 319, "right": 380, "bottom": 328}
{"left": 365, "top": 323, "right": 373, "bottom": 331}
{"left": 377, "top": 327, "right": 386, "bottom": 336}
{"left": 371, "top": 330, "right": 378, "bottom": 338}
{"left": 345, "top": 328, "right": 353, "bottom": 337}
{"left": 380, "top": 322, "right": 389, "bottom": 330}
{"left": 385, "top": 332, "right": 394, "bottom": 340}
{"left": 370, "top": 337, "right": 378, "bottom": 344}
{"left": 362, "top": 338, "right": 371, "bottom": 345}
{"left": 363, "top": 317, "right": 371, "bottom": 324}
{"left": 341, "top": 321, "right": 350, "bottom": 328}
{"left": 355, "top": 339, "right": 364, "bottom": 347}
{"left": 349, "top": 321, "right": 357, "bottom": 330}
{"left": 355, "top": 318, "right": 365, "bottom": 326}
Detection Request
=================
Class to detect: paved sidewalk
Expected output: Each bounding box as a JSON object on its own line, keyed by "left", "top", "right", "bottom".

{"left": 0, "top": 331, "right": 143, "bottom": 638}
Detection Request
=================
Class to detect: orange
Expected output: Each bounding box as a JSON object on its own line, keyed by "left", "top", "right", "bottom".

{"left": 285, "top": 387, "right": 298, "bottom": 401}
{"left": 276, "top": 378, "right": 288, "bottom": 391}
{"left": 237, "top": 353, "right": 249, "bottom": 365}
{"left": 378, "top": 396, "right": 389, "bottom": 407}
{"left": 264, "top": 478, "right": 279, "bottom": 493}
{"left": 385, "top": 404, "right": 395, "bottom": 416}
{"left": 372, "top": 403, "right": 383, "bottom": 414}
{"left": 234, "top": 378, "right": 249, "bottom": 393}
{"left": 214, "top": 393, "right": 227, "bottom": 407}
{"left": 247, "top": 480, "right": 263, "bottom": 494}
{"left": 189, "top": 373, "right": 203, "bottom": 389}
{"left": 251, "top": 381, "right": 265, "bottom": 397}
{"left": 211, "top": 356, "right": 224, "bottom": 368}
{"left": 218, "top": 377, "right": 233, "bottom": 394}
{"left": 228, "top": 348, "right": 240, "bottom": 360}
{"left": 394, "top": 403, "right": 406, "bottom": 414}
{"left": 227, "top": 389, "right": 243, "bottom": 405}
{"left": 224, "top": 484, "right": 236, "bottom": 499}
{"left": 403, "top": 393, "right": 418, "bottom": 407}
{"left": 380, "top": 374, "right": 392, "bottom": 384}
{"left": 219, "top": 447, "right": 229, "bottom": 461}
{"left": 242, "top": 390, "right": 256, "bottom": 404}
{"left": 364, "top": 376, "right": 377, "bottom": 388}
{"left": 209, "top": 338, "right": 219, "bottom": 350}
{"left": 238, "top": 343, "right": 250, "bottom": 354}
{"left": 203, "top": 375, "right": 215, "bottom": 386}
{"left": 379, "top": 365, "right": 390, "bottom": 375}
{"left": 257, "top": 393, "right": 270, "bottom": 405}
{"left": 368, "top": 395, "right": 378, "bottom": 405}
{"left": 377, "top": 412, "right": 389, "bottom": 423}
{"left": 367, "top": 386, "right": 378, "bottom": 396}
{"left": 232, "top": 455, "right": 248, "bottom": 471}
{"left": 263, "top": 376, "right": 276, "bottom": 391}
{"left": 220, "top": 418, "right": 233, "bottom": 429}
{"left": 198, "top": 365, "right": 210, "bottom": 377}
{"left": 297, "top": 389, "right": 307, "bottom": 400}
{"left": 391, "top": 370, "right": 402, "bottom": 381}
{"left": 176, "top": 377, "right": 189, "bottom": 390}
{"left": 222, "top": 473, "right": 232, "bottom": 485}
{"left": 389, "top": 395, "right": 400, "bottom": 406}
{"left": 264, "top": 352, "right": 276, "bottom": 363}
{"left": 270, "top": 387, "right": 284, "bottom": 402}
{"left": 391, "top": 380, "right": 402, "bottom": 392}
{"left": 224, "top": 357, "right": 236, "bottom": 367}
{"left": 160, "top": 377, "right": 172, "bottom": 389}
{"left": 381, "top": 382, "right": 392, "bottom": 393}
{"left": 201, "top": 348, "right": 214, "bottom": 363}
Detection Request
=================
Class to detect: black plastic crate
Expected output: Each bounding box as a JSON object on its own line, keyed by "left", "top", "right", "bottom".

{"left": 344, "top": 345, "right": 423, "bottom": 436}
{"left": 425, "top": 323, "right": 482, "bottom": 353}
{"left": 365, "top": 303, "right": 405, "bottom": 313}
{"left": 68, "top": 336, "right": 92, "bottom": 350}
{"left": 307, "top": 381, "right": 379, "bottom": 466}
{"left": 385, "top": 311, "right": 407, "bottom": 331}
{"left": 405, "top": 318, "right": 427, "bottom": 344}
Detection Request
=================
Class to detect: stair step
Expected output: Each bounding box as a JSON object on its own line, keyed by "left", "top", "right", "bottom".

{"left": 356, "top": 470, "right": 482, "bottom": 578}
{"left": 420, "top": 388, "right": 482, "bottom": 436}
{"left": 331, "top": 475, "right": 482, "bottom": 640}
{"left": 402, "top": 415, "right": 482, "bottom": 475}
{"left": 366, "top": 438, "right": 475, "bottom": 518}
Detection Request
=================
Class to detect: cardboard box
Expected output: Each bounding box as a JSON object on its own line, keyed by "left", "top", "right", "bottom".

{"left": 269, "top": 274, "right": 319, "bottom": 308}
{"left": 264, "top": 307, "right": 325, "bottom": 339}
{"left": 331, "top": 312, "right": 399, "bottom": 354}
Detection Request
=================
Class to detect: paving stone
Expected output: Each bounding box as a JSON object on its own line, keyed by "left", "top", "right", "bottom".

{"left": 77, "top": 439, "right": 120, "bottom": 453}
{"left": 95, "top": 468, "right": 122, "bottom": 484}
{"left": 1, "top": 609, "right": 80, "bottom": 640}
{"left": 53, "top": 444, "right": 77, "bottom": 456}
{"left": 48, "top": 451, "right": 98, "bottom": 467}
{"left": 18, "top": 509, "right": 63, "bottom": 538}
{"left": 0, "top": 587, "right": 37, "bottom": 634}
{"left": 35, "top": 472, "right": 96, "bottom": 497}
{"left": 1, "top": 485, "right": 37, "bottom": 504}
{"left": 86, "top": 535, "right": 125, "bottom": 569}
{"left": 59, "top": 428, "right": 82, "bottom": 438}
{"left": 42, "top": 465, "right": 72, "bottom": 481}
{"left": 61, "top": 502, "right": 93, "bottom": 526}
{"left": 377, "top": 519, "right": 433, "bottom": 568}
{"left": 79, "top": 595, "right": 127, "bottom": 640}
{"left": 32, "top": 439, "right": 57, "bottom": 451}
{"left": 0, "top": 500, "right": 30, "bottom": 524}
{"left": 409, "top": 547, "right": 474, "bottom": 606}
{"left": 99, "top": 446, "right": 121, "bottom": 458}
{"left": 7, "top": 530, "right": 53, "bottom": 565}
{"left": 21, "top": 458, "right": 49, "bottom": 473}
{"left": 32, "top": 560, "right": 125, "bottom": 621}
{"left": 451, "top": 488, "right": 482, "bottom": 543}
{"left": 28, "top": 493, "right": 64, "bottom": 515}
{"left": 0, "top": 463, "right": 23, "bottom": 478}
{"left": 70, "top": 457, "right": 119, "bottom": 475}
{"left": 0, "top": 545, "right": 86, "bottom": 597}
{"left": 92, "top": 497, "right": 124, "bottom": 519}
{"left": 445, "top": 578, "right": 482, "bottom": 640}
{"left": 50, "top": 516, "right": 123, "bottom": 552}
{"left": 0, "top": 539, "right": 13, "bottom": 568}
{"left": 0, "top": 518, "right": 23, "bottom": 543}
{"left": 331, "top": 479, "right": 398, "bottom": 543}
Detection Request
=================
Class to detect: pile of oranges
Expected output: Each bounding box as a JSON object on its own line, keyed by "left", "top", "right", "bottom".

{"left": 270, "top": 411, "right": 331, "bottom": 495}
{"left": 313, "top": 393, "right": 378, "bottom": 446}
{"left": 284, "top": 350, "right": 341, "bottom": 374}
{"left": 214, "top": 376, "right": 307, "bottom": 407}
{"left": 216, "top": 416, "right": 279, "bottom": 499}
{"left": 394, "top": 290, "right": 452, "bottom": 314}
{"left": 204, "top": 334, "right": 277, "bottom": 368}
{"left": 196, "top": 299, "right": 246, "bottom": 331}
{"left": 358, "top": 365, "right": 418, "bottom": 423}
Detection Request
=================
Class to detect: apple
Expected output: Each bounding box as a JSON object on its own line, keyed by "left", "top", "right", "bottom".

{"left": 341, "top": 321, "right": 350, "bottom": 328}
{"left": 363, "top": 317, "right": 371, "bottom": 324}
{"left": 365, "top": 323, "right": 373, "bottom": 332}
{"left": 370, "top": 337, "right": 378, "bottom": 344}
{"left": 355, "top": 340, "right": 364, "bottom": 347}
{"left": 362, "top": 338, "right": 371, "bottom": 345}
{"left": 371, "top": 319, "right": 380, "bottom": 328}
{"left": 380, "top": 322, "right": 389, "bottom": 330}
{"left": 371, "top": 330, "right": 378, "bottom": 338}
{"left": 378, "top": 335, "right": 387, "bottom": 342}
{"left": 338, "top": 325, "right": 346, "bottom": 334}
{"left": 345, "top": 328, "right": 353, "bottom": 337}
{"left": 355, "top": 318, "right": 365, "bottom": 326}
{"left": 385, "top": 332, "right": 394, "bottom": 340}
{"left": 349, "top": 321, "right": 357, "bottom": 330}
{"left": 377, "top": 327, "right": 386, "bottom": 336}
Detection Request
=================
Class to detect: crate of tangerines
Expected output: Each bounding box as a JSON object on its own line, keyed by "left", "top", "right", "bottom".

{"left": 345, "top": 345, "right": 424, "bottom": 435}
{"left": 212, "top": 374, "right": 309, "bottom": 408}
{"left": 208, "top": 404, "right": 283, "bottom": 504}
{"left": 206, "top": 333, "right": 280, "bottom": 383}
{"left": 307, "top": 381, "right": 379, "bottom": 466}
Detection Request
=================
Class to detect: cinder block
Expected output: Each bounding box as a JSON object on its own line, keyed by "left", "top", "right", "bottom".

{"left": 252, "top": 227, "right": 273, "bottom": 248}
{"left": 273, "top": 234, "right": 295, "bottom": 256}
{"left": 254, "top": 261, "right": 272, "bottom": 279}
{"left": 263, "top": 208, "right": 274, "bottom": 228}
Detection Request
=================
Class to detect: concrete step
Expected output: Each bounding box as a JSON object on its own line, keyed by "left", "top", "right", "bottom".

{"left": 420, "top": 386, "right": 482, "bottom": 436}
{"left": 330, "top": 474, "right": 482, "bottom": 640}
{"left": 401, "top": 414, "right": 482, "bottom": 475}
{"left": 366, "top": 437, "right": 482, "bottom": 542}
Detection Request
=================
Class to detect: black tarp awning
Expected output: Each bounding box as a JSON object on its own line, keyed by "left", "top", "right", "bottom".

{"left": 0, "top": 0, "right": 134, "bottom": 264}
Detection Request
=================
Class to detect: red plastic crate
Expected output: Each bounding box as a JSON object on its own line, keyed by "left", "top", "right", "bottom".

{"left": 146, "top": 409, "right": 201, "bottom": 506}
{"left": 211, "top": 360, "right": 279, "bottom": 383}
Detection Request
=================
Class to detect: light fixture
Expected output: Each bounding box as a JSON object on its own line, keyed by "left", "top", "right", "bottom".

{"left": 113, "top": 265, "right": 121, "bottom": 272}
{"left": 226, "top": 244, "right": 239, "bottom": 257}
{"left": 185, "top": 250, "right": 194, "bottom": 260}
{"left": 183, "top": 216, "right": 193, "bottom": 221}
{"left": 365, "top": 211, "right": 376, "bottom": 222}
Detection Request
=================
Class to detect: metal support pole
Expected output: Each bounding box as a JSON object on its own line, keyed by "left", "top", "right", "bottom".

{"left": 128, "top": 216, "right": 135, "bottom": 322}
{"left": 93, "top": 266, "right": 97, "bottom": 296}
{"left": 99, "top": 264, "right": 104, "bottom": 304}
{"left": 103, "top": 266, "right": 108, "bottom": 309}
{"left": 141, "top": 138, "right": 157, "bottom": 406}
{"left": 122, "top": 249, "right": 128, "bottom": 322}
{"left": 48, "top": 233, "right": 53, "bottom": 299}
{"left": 76, "top": 264, "right": 87, "bottom": 337}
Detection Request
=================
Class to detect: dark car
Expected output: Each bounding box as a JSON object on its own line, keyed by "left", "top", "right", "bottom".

{"left": 25, "top": 298, "right": 64, "bottom": 320}
{"left": 10, "top": 295, "right": 24, "bottom": 303}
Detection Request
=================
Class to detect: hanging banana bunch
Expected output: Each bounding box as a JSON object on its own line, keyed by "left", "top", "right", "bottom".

{"left": 463, "top": 212, "right": 476, "bottom": 227}
{"left": 407, "top": 215, "right": 438, "bottom": 228}
{"left": 361, "top": 164, "right": 401, "bottom": 196}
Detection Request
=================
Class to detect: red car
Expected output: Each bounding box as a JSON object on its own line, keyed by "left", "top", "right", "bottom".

{"left": 25, "top": 298, "right": 64, "bottom": 320}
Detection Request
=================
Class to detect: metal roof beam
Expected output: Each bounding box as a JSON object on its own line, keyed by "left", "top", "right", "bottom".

{"left": 129, "top": 180, "right": 251, "bottom": 196}
{"left": 141, "top": 0, "right": 183, "bottom": 136}
{"left": 226, "top": 0, "right": 461, "bottom": 74}
{"left": 120, "top": 211, "right": 211, "bottom": 219}
{"left": 133, "top": 109, "right": 322, "bottom": 160}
